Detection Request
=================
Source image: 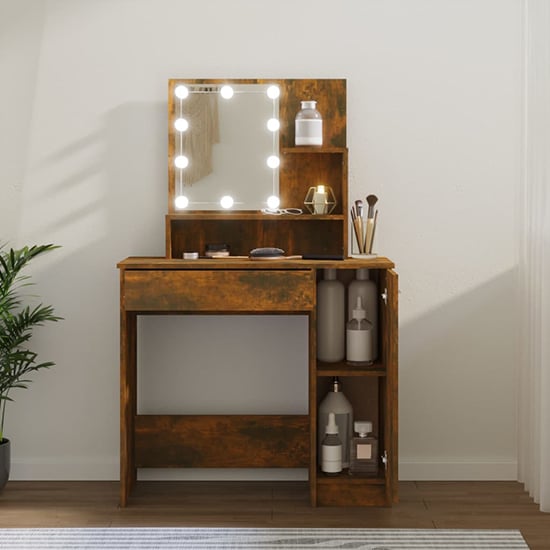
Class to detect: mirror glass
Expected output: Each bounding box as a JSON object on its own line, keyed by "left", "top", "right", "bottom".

{"left": 172, "top": 82, "right": 280, "bottom": 211}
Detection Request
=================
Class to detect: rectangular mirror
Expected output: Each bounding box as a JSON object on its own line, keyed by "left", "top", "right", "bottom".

{"left": 168, "top": 79, "right": 281, "bottom": 211}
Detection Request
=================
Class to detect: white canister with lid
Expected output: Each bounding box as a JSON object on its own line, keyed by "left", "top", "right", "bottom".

{"left": 295, "top": 100, "right": 323, "bottom": 146}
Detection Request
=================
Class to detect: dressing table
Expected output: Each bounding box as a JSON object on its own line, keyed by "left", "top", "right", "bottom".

{"left": 118, "top": 79, "right": 398, "bottom": 507}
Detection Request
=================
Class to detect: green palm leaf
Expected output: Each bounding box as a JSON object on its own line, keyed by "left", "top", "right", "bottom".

{"left": 0, "top": 243, "right": 62, "bottom": 440}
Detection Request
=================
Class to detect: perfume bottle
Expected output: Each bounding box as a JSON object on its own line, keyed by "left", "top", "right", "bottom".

{"left": 349, "top": 420, "right": 378, "bottom": 475}
{"left": 321, "top": 412, "right": 342, "bottom": 475}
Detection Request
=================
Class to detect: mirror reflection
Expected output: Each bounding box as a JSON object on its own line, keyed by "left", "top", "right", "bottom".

{"left": 172, "top": 83, "right": 280, "bottom": 210}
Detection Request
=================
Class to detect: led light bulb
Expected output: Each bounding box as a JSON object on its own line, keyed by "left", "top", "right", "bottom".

{"left": 267, "top": 155, "right": 280, "bottom": 169}
{"left": 175, "top": 195, "right": 189, "bottom": 209}
{"left": 267, "top": 118, "right": 280, "bottom": 132}
{"left": 174, "top": 85, "right": 189, "bottom": 99}
{"left": 174, "top": 155, "right": 189, "bottom": 169}
{"left": 267, "top": 195, "right": 280, "bottom": 210}
{"left": 174, "top": 118, "right": 189, "bottom": 132}
{"left": 220, "top": 195, "right": 234, "bottom": 209}
{"left": 220, "top": 85, "right": 234, "bottom": 99}
{"left": 267, "top": 85, "right": 280, "bottom": 99}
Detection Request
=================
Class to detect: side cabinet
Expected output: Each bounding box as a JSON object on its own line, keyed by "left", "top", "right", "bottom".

{"left": 311, "top": 266, "right": 398, "bottom": 507}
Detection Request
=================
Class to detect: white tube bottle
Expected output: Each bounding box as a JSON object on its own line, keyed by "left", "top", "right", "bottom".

{"left": 317, "top": 269, "right": 345, "bottom": 363}
{"left": 346, "top": 296, "right": 374, "bottom": 365}
{"left": 347, "top": 268, "right": 378, "bottom": 360}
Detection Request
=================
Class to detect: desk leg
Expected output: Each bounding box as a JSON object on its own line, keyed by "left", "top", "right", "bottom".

{"left": 120, "top": 310, "right": 137, "bottom": 507}
{"left": 308, "top": 309, "right": 317, "bottom": 507}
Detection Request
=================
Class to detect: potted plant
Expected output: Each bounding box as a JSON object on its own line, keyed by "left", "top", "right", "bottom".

{"left": 0, "top": 244, "right": 61, "bottom": 491}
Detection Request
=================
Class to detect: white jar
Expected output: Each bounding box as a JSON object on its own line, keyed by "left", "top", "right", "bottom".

{"left": 295, "top": 100, "right": 323, "bottom": 146}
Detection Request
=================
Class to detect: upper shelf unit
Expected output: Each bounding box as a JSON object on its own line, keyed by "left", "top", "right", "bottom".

{"left": 166, "top": 79, "right": 349, "bottom": 259}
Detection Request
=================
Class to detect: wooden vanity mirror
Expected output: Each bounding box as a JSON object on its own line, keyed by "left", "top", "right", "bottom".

{"left": 166, "top": 78, "right": 349, "bottom": 258}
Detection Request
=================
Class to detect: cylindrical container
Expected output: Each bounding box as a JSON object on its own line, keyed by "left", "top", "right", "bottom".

{"left": 318, "top": 377, "right": 353, "bottom": 468}
{"left": 321, "top": 412, "right": 342, "bottom": 475}
{"left": 346, "top": 297, "right": 374, "bottom": 365}
{"left": 295, "top": 100, "right": 323, "bottom": 146}
{"left": 347, "top": 268, "right": 378, "bottom": 360}
{"left": 317, "top": 269, "right": 345, "bottom": 363}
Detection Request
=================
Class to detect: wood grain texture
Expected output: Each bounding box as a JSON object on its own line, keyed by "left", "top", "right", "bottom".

{"left": 122, "top": 269, "right": 315, "bottom": 312}
{"left": 1, "top": 481, "right": 547, "bottom": 549}
{"left": 135, "top": 415, "right": 309, "bottom": 468}
{"left": 118, "top": 259, "right": 397, "bottom": 508}
{"left": 280, "top": 80, "right": 346, "bottom": 148}
{"left": 316, "top": 476, "right": 387, "bottom": 507}
{"left": 167, "top": 217, "right": 345, "bottom": 258}
{"left": 118, "top": 257, "right": 396, "bottom": 270}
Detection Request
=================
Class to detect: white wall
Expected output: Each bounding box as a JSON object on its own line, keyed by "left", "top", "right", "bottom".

{"left": 0, "top": 0, "right": 523, "bottom": 481}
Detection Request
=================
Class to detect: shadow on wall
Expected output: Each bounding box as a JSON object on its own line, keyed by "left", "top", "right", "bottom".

{"left": 399, "top": 267, "right": 519, "bottom": 465}
{"left": 9, "top": 101, "right": 169, "bottom": 470}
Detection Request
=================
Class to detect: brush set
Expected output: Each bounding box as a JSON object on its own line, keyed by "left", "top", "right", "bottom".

{"left": 350, "top": 194, "right": 378, "bottom": 254}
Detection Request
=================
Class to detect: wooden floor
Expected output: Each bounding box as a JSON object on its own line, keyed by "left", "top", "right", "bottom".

{"left": 0, "top": 481, "right": 548, "bottom": 549}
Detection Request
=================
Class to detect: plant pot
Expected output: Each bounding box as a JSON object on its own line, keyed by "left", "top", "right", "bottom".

{"left": 0, "top": 438, "right": 10, "bottom": 491}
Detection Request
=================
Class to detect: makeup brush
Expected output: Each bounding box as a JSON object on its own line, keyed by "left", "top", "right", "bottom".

{"left": 355, "top": 200, "right": 365, "bottom": 253}
{"left": 368, "top": 209, "right": 379, "bottom": 253}
{"left": 364, "top": 195, "right": 378, "bottom": 254}
{"left": 351, "top": 207, "right": 363, "bottom": 253}
{"left": 366, "top": 194, "right": 378, "bottom": 219}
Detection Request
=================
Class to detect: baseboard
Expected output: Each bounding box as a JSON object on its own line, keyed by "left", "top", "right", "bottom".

{"left": 10, "top": 460, "right": 308, "bottom": 482}
{"left": 399, "top": 459, "right": 518, "bottom": 481}
{"left": 10, "top": 458, "right": 518, "bottom": 482}
{"left": 10, "top": 458, "right": 119, "bottom": 481}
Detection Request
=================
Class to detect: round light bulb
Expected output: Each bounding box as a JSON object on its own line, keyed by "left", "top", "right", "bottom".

{"left": 220, "top": 85, "right": 234, "bottom": 99}
{"left": 174, "top": 155, "right": 189, "bottom": 169}
{"left": 175, "top": 195, "right": 189, "bottom": 209}
{"left": 266, "top": 155, "right": 280, "bottom": 169}
{"left": 267, "top": 118, "right": 280, "bottom": 132}
{"left": 267, "top": 195, "right": 280, "bottom": 210}
{"left": 267, "top": 85, "right": 280, "bottom": 99}
{"left": 174, "top": 118, "right": 189, "bottom": 132}
{"left": 220, "top": 195, "right": 234, "bottom": 209}
{"left": 174, "top": 85, "right": 189, "bottom": 99}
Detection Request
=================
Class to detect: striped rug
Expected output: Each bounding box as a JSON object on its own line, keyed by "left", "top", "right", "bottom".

{"left": 0, "top": 527, "right": 529, "bottom": 549}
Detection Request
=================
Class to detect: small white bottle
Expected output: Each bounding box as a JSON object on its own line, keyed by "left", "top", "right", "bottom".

{"left": 318, "top": 377, "right": 353, "bottom": 468}
{"left": 346, "top": 296, "right": 374, "bottom": 365}
{"left": 295, "top": 100, "right": 323, "bottom": 146}
{"left": 347, "top": 268, "right": 378, "bottom": 360}
{"left": 321, "top": 412, "right": 342, "bottom": 475}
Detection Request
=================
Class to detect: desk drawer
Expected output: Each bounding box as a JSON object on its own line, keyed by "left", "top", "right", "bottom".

{"left": 122, "top": 269, "right": 315, "bottom": 312}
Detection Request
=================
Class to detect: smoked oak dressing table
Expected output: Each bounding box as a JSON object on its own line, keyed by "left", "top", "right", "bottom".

{"left": 118, "top": 79, "right": 398, "bottom": 507}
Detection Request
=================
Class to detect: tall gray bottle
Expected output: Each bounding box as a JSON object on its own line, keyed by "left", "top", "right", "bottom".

{"left": 347, "top": 268, "right": 378, "bottom": 360}
{"left": 317, "top": 268, "right": 345, "bottom": 363}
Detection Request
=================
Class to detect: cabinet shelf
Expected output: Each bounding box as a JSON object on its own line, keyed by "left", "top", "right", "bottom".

{"left": 281, "top": 146, "right": 348, "bottom": 154}
{"left": 317, "top": 471, "right": 385, "bottom": 485}
{"left": 317, "top": 362, "right": 386, "bottom": 377}
{"left": 166, "top": 213, "right": 345, "bottom": 221}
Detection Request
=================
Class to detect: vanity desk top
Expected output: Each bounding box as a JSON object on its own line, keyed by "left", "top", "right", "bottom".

{"left": 118, "top": 256, "right": 395, "bottom": 271}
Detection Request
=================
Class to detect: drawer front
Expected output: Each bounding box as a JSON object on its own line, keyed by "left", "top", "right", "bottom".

{"left": 122, "top": 269, "right": 315, "bottom": 312}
